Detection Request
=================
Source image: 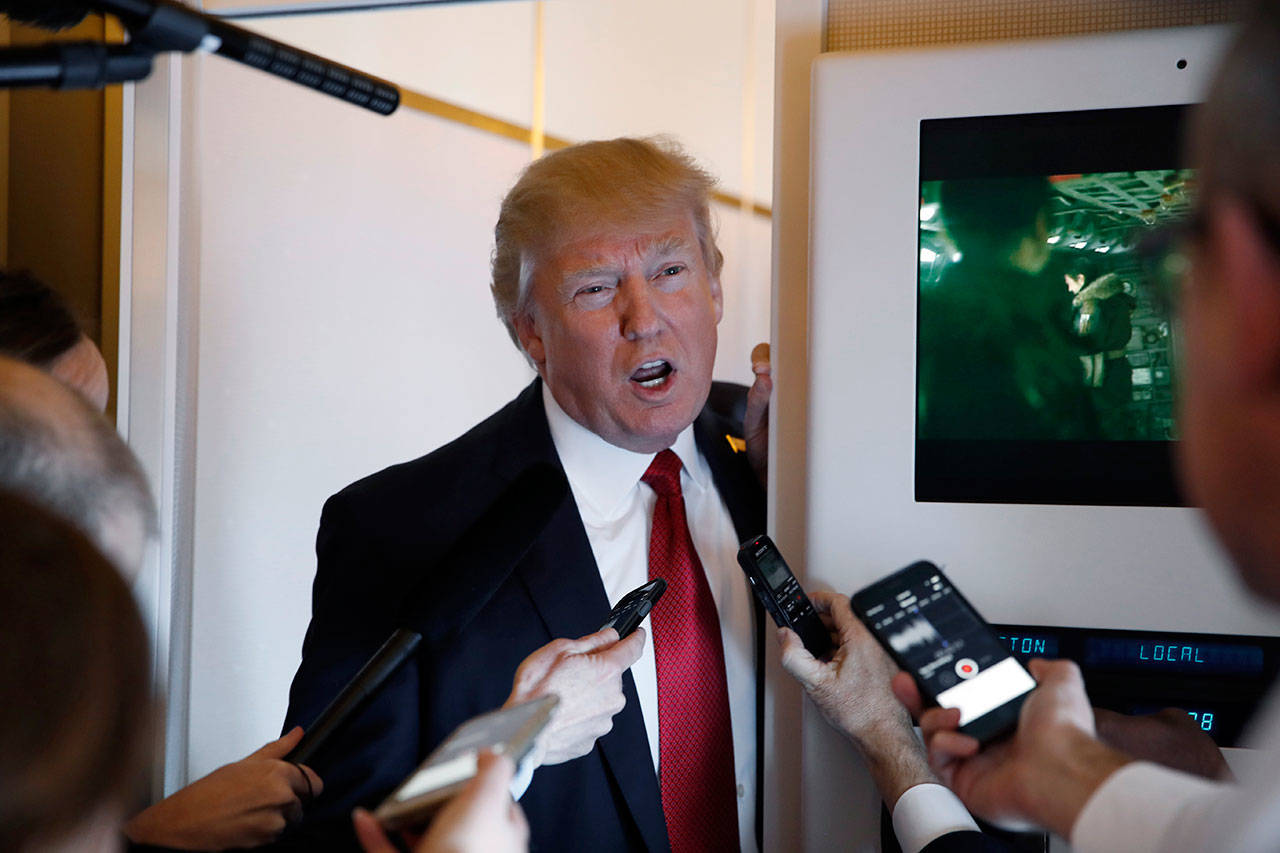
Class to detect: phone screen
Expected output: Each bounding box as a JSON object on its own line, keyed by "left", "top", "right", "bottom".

{"left": 859, "top": 566, "right": 1035, "bottom": 725}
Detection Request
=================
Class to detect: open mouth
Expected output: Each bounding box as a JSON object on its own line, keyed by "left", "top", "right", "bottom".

{"left": 630, "top": 359, "right": 674, "bottom": 389}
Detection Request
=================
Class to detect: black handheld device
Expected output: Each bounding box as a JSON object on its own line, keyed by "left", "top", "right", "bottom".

{"left": 600, "top": 579, "right": 667, "bottom": 638}
{"left": 851, "top": 560, "right": 1037, "bottom": 744}
{"left": 737, "top": 534, "right": 832, "bottom": 658}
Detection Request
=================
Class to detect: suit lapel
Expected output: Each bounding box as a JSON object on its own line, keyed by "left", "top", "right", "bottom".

{"left": 498, "top": 381, "right": 671, "bottom": 852}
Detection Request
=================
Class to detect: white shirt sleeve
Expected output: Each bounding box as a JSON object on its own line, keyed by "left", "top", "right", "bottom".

{"left": 892, "top": 782, "right": 981, "bottom": 853}
{"left": 1070, "top": 761, "right": 1236, "bottom": 853}
{"left": 510, "top": 752, "right": 537, "bottom": 802}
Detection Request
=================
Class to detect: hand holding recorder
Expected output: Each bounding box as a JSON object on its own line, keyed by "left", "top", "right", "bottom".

{"left": 778, "top": 590, "right": 941, "bottom": 808}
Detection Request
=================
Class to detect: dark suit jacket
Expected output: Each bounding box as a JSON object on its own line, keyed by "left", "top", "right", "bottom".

{"left": 282, "top": 379, "right": 766, "bottom": 851}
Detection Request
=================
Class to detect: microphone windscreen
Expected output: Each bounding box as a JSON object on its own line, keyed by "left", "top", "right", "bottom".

{"left": 401, "top": 463, "right": 569, "bottom": 644}
{"left": 1, "top": 0, "right": 91, "bottom": 29}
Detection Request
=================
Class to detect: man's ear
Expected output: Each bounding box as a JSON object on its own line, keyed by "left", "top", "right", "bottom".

{"left": 710, "top": 274, "right": 724, "bottom": 325}
{"left": 513, "top": 310, "right": 547, "bottom": 372}
{"left": 1211, "top": 200, "right": 1280, "bottom": 393}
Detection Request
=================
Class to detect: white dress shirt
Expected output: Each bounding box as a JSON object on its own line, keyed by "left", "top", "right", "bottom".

{"left": 542, "top": 384, "right": 759, "bottom": 852}
{"left": 1071, "top": 684, "right": 1280, "bottom": 853}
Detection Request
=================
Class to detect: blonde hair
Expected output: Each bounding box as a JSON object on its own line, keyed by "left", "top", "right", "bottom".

{"left": 490, "top": 137, "right": 723, "bottom": 350}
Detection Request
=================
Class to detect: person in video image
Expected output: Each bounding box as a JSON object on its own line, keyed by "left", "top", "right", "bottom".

{"left": 918, "top": 177, "right": 1097, "bottom": 441}
{"left": 1061, "top": 258, "right": 1138, "bottom": 436}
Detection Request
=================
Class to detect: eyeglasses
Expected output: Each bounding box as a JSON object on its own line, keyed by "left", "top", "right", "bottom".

{"left": 1136, "top": 198, "right": 1280, "bottom": 316}
{"left": 1136, "top": 209, "right": 1205, "bottom": 317}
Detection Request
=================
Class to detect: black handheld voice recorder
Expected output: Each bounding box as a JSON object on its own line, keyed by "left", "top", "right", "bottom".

{"left": 737, "top": 534, "right": 832, "bottom": 658}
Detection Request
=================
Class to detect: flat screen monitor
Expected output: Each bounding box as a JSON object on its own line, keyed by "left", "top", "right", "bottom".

{"left": 915, "top": 105, "right": 1191, "bottom": 506}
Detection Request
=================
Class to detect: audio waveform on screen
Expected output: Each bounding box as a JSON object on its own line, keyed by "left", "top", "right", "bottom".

{"left": 888, "top": 617, "right": 941, "bottom": 653}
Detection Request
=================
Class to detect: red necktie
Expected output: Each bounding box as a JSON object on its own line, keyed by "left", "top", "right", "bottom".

{"left": 642, "top": 449, "right": 740, "bottom": 853}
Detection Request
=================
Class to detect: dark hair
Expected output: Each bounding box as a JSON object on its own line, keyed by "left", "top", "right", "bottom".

{"left": 939, "top": 177, "right": 1052, "bottom": 256}
{"left": 0, "top": 489, "right": 152, "bottom": 850}
{"left": 0, "top": 270, "right": 83, "bottom": 369}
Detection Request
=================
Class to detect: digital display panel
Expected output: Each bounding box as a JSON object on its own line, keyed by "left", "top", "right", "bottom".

{"left": 863, "top": 571, "right": 1034, "bottom": 725}
{"left": 1130, "top": 705, "right": 1219, "bottom": 734}
{"left": 756, "top": 548, "right": 792, "bottom": 592}
{"left": 1084, "top": 637, "right": 1265, "bottom": 676}
{"left": 990, "top": 623, "right": 1280, "bottom": 746}
{"left": 916, "top": 105, "right": 1192, "bottom": 506}
{"left": 998, "top": 633, "right": 1060, "bottom": 658}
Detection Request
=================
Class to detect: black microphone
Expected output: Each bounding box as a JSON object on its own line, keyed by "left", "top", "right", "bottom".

{"left": 1, "top": 0, "right": 400, "bottom": 114}
{"left": 0, "top": 0, "right": 91, "bottom": 30}
{"left": 285, "top": 463, "right": 570, "bottom": 767}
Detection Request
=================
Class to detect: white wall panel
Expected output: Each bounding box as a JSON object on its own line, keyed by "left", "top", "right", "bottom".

{"left": 190, "top": 57, "right": 534, "bottom": 776}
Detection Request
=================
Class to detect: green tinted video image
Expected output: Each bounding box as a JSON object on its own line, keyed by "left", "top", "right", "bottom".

{"left": 917, "top": 171, "right": 1192, "bottom": 442}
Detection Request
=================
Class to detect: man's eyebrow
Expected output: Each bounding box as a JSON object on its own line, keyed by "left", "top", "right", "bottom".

{"left": 563, "top": 263, "right": 620, "bottom": 281}
{"left": 646, "top": 235, "right": 693, "bottom": 257}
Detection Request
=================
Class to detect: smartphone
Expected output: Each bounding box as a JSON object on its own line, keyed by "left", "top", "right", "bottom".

{"left": 600, "top": 578, "right": 666, "bottom": 638}
{"left": 737, "top": 534, "right": 832, "bottom": 658}
{"left": 374, "top": 695, "right": 557, "bottom": 831}
{"left": 851, "top": 561, "right": 1037, "bottom": 744}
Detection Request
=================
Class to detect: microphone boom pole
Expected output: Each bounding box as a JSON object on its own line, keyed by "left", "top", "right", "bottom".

{"left": 0, "top": 0, "right": 400, "bottom": 115}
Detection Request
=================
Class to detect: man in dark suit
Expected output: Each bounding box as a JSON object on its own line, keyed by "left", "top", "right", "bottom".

{"left": 284, "top": 137, "right": 983, "bottom": 852}
{"left": 284, "top": 137, "right": 769, "bottom": 852}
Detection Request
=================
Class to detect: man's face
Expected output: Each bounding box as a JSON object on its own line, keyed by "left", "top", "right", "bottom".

{"left": 1176, "top": 202, "right": 1280, "bottom": 598}
{"left": 515, "top": 210, "right": 723, "bottom": 453}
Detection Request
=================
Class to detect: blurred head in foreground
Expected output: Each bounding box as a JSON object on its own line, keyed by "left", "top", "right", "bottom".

{"left": 0, "top": 490, "right": 152, "bottom": 852}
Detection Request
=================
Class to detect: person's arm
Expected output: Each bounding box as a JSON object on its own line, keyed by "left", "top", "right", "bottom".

{"left": 123, "top": 727, "right": 323, "bottom": 850}
{"left": 778, "top": 591, "right": 983, "bottom": 852}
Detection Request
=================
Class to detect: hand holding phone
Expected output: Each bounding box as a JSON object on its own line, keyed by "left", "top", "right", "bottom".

{"left": 852, "top": 561, "right": 1036, "bottom": 744}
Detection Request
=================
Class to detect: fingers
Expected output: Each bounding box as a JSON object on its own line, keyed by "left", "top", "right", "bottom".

{"left": 777, "top": 627, "right": 823, "bottom": 691}
{"left": 820, "top": 593, "right": 864, "bottom": 642}
{"left": 1027, "top": 657, "right": 1075, "bottom": 685}
{"left": 593, "top": 627, "right": 645, "bottom": 671}
{"left": 351, "top": 808, "right": 398, "bottom": 853}
{"left": 564, "top": 627, "right": 620, "bottom": 655}
{"left": 927, "top": 729, "right": 981, "bottom": 770}
{"left": 471, "top": 750, "right": 516, "bottom": 799}
{"left": 919, "top": 706, "right": 963, "bottom": 742}
{"left": 918, "top": 705, "right": 976, "bottom": 772}
{"left": 251, "top": 726, "right": 304, "bottom": 760}
{"left": 806, "top": 589, "right": 838, "bottom": 614}
{"left": 284, "top": 760, "right": 324, "bottom": 800}
{"left": 750, "top": 341, "right": 770, "bottom": 368}
{"left": 891, "top": 672, "right": 924, "bottom": 718}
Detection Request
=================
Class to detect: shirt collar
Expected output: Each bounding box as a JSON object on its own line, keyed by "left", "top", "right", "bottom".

{"left": 541, "top": 382, "right": 709, "bottom": 522}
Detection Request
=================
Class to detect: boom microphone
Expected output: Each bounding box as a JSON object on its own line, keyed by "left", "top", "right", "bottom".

{"left": 1, "top": 0, "right": 400, "bottom": 114}
{"left": 285, "top": 463, "right": 570, "bottom": 767}
{"left": 0, "top": 0, "right": 91, "bottom": 30}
